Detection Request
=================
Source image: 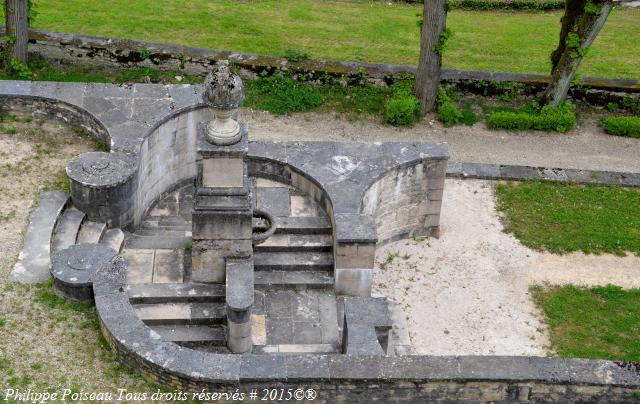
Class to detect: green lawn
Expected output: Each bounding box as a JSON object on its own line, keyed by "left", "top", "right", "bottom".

{"left": 15, "top": 1, "right": 640, "bottom": 79}
{"left": 532, "top": 285, "right": 640, "bottom": 361}
{"left": 495, "top": 181, "right": 640, "bottom": 255}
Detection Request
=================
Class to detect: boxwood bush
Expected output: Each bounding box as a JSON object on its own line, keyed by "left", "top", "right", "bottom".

{"left": 384, "top": 77, "right": 420, "bottom": 126}
{"left": 487, "top": 102, "right": 576, "bottom": 133}
{"left": 602, "top": 116, "right": 640, "bottom": 138}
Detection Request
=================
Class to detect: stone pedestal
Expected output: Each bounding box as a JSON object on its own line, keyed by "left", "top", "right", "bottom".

{"left": 191, "top": 123, "right": 252, "bottom": 283}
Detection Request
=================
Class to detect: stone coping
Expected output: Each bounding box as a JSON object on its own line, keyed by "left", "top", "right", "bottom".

{"left": 93, "top": 257, "right": 640, "bottom": 387}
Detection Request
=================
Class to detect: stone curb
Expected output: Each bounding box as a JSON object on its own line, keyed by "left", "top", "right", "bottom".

{"left": 447, "top": 162, "right": 640, "bottom": 187}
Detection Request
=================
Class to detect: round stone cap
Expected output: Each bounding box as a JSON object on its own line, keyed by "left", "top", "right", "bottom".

{"left": 203, "top": 60, "right": 244, "bottom": 110}
{"left": 66, "top": 152, "right": 136, "bottom": 187}
{"left": 51, "top": 244, "right": 118, "bottom": 287}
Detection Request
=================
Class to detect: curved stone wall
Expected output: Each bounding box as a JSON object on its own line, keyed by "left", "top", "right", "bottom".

{"left": 361, "top": 159, "right": 447, "bottom": 244}
{"left": 93, "top": 257, "right": 640, "bottom": 403}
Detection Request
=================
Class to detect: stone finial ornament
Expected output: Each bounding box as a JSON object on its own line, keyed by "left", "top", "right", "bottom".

{"left": 203, "top": 60, "right": 245, "bottom": 145}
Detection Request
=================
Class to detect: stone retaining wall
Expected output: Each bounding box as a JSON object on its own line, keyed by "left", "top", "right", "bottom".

{"left": 93, "top": 257, "right": 640, "bottom": 403}
{"left": 9, "top": 28, "right": 640, "bottom": 94}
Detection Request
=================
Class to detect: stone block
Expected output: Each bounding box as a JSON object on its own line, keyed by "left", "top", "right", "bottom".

{"left": 192, "top": 210, "right": 252, "bottom": 239}
{"left": 202, "top": 157, "right": 244, "bottom": 188}
{"left": 191, "top": 239, "right": 252, "bottom": 283}
{"left": 335, "top": 267, "right": 373, "bottom": 297}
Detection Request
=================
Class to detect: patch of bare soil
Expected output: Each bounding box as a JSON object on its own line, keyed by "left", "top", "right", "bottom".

{"left": 373, "top": 179, "right": 640, "bottom": 356}
{"left": 0, "top": 115, "right": 148, "bottom": 393}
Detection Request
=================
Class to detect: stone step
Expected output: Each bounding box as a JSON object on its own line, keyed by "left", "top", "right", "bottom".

{"left": 101, "top": 228, "right": 125, "bottom": 253}
{"left": 254, "top": 344, "right": 339, "bottom": 354}
{"left": 274, "top": 216, "right": 332, "bottom": 235}
{"left": 127, "top": 283, "right": 226, "bottom": 304}
{"left": 132, "top": 302, "right": 226, "bottom": 326}
{"left": 254, "top": 271, "right": 334, "bottom": 290}
{"left": 141, "top": 219, "right": 191, "bottom": 232}
{"left": 52, "top": 205, "right": 86, "bottom": 253}
{"left": 255, "top": 234, "right": 333, "bottom": 253}
{"left": 149, "top": 325, "right": 226, "bottom": 346}
{"left": 10, "top": 191, "right": 69, "bottom": 283}
{"left": 124, "top": 234, "right": 191, "bottom": 249}
{"left": 134, "top": 229, "right": 191, "bottom": 237}
{"left": 254, "top": 252, "right": 333, "bottom": 271}
{"left": 76, "top": 220, "right": 106, "bottom": 244}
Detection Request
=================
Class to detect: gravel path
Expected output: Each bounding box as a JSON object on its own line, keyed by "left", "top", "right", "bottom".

{"left": 241, "top": 109, "right": 640, "bottom": 173}
{"left": 372, "top": 179, "right": 640, "bottom": 356}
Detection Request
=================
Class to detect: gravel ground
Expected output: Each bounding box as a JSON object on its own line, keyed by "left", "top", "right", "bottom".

{"left": 0, "top": 116, "right": 148, "bottom": 394}
{"left": 241, "top": 109, "right": 640, "bottom": 173}
{"left": 372, "top": 179, "right": 640, "bottom": 356}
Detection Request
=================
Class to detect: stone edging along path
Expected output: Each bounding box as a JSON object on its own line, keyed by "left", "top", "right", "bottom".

{"left": 447, "top": 162, "right": 640, "bottom": 187}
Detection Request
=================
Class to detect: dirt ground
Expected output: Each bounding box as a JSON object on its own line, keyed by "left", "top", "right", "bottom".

{"left": 0, "top": 115, "right": 148, "bottom": 393}
{"left": 372, "top": 179, "right": 640, "bottom": 356}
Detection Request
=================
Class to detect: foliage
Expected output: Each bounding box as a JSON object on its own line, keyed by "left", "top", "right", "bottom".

{"left": 436, "top": 88, "right": 462, "bottom": 127}
{"left": 584, "top": 1, "right": 600, "bottom": 15}
{"left": 487, "top": 102, "right": 576, "bottom": 132}
{"left": 566, "top": 32, "right": 587, "bottom": 58}
{"left": 459, "top": 103, "right": 478, "bottom": 126}
{"left": 496, "top": 180, "right": 640, "bottom": 255}
{"left": 10, "top": 58, "right": 33, "bottom": 79}
{"left": 532, "top": 285, "right": 640, "bottom": 361}
{"left": 245, "top": 73, "right": 325, "bottom": 115}
{"left": 448, "top": 0, "right": 564, "bottom": 10}
{"left": 384, "top": 77, "right": 420, "bottom": 126}
{"left": 384, "top": 96, "right": 420, "bottom": 126}
{"left": 601, "top": 116, "right": 640, "bottom": 138}
{"left": 433, "top": 28, "right": 453, "bottom": 55}
{"left": 118, "top": 66, "right": 160, "bottom": 82}
{"left": 284, "top": 48, "right": 310, "bottom": 62}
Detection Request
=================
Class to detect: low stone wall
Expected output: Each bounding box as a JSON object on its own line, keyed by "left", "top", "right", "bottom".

{"left": 93, "top": 258, "right": 640, "bottom": 403}
{"left": 9, "top": 28, "right": 640, "bottom": 94}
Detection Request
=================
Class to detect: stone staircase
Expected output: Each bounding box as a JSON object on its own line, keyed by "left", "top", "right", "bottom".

{"left": 254, "top": 215, "right": 334, "bottom": 290}
{"left": 52, "top": 203, "right": 125, "bottom": 254}
{"left": 126, "top": 283, "right": 227, "bottom": 347}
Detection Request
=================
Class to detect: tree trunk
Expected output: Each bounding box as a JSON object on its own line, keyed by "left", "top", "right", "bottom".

{"left": 415, "top": 0, "right": 447, "bottom": 114}
{"left": 541, "top": 1, "right": 612, "bottom": 106}
{"left": 4, "top": 0, "right": 29, "bottom": 71}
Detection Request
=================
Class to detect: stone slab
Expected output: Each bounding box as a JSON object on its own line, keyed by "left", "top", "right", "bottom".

{"left": 122, "top": 248, "right": 154, "bottom": 284}
{"left": 10, "top": 191, "right": 68, "bottom": 283}
{"left": 152, "top": 249, "right": 184, "bottom": 283}
{"left": 256, "top": 187, "right": 291, "bottom": 217}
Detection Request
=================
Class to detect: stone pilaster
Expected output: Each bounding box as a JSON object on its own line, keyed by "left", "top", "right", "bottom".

{"left": 191, "top": 124, "right": 252, "bottom": 283}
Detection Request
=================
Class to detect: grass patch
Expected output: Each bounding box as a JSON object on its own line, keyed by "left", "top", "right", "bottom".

{"left": 496, "top": 181, "right": 640, "bottom": 255}
{"left": 0, "top": 2, "right": 636, "bottom": 79}
{"left": 532, "top": 284, "right": 640, "bottom": 361}
{"left": 602, "top": 116, "right": 640, "bottom": 138}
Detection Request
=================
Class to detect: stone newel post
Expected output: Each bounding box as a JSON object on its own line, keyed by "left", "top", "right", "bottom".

{"left": 191, "top": 61, "right": 253, "bottom": 283}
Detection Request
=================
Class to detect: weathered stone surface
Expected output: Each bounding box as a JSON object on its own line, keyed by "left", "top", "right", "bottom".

{"left": 51, "top": 205, "right": 85, "bottom": 253}
{"left": 50, "top": 243, "right": 118, "bottom": 301}
{"left": 10, "top": 191, "right": 68, "bottom": 283}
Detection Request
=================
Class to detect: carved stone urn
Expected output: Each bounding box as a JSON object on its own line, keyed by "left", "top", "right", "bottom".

{"left": 203, "top": 60, "right": 245, "bottom": 145}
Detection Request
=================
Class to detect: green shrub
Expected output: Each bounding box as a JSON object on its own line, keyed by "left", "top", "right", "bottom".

{"left": 534, "top": 103, "right": 576, "bottom": 132}
{"left": 245, "top": 74, "right": 325, "bottom": 115}
{"left": 436, "top": 88, "right": 462, "bottom": 127}
{"left": 487, "top": 111, "right": 535, "bottom": 130}
{"left": 602, "top": 116, "right": 640, "bottom": 138}
{"left": 384, "top": 95, "right": 420, "bottom": 126}
{"left": 383, "top": 77, "right": 420, "bottom": 126}
{"left": 487, "top": 102, "right": 576, "bottom": 133}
